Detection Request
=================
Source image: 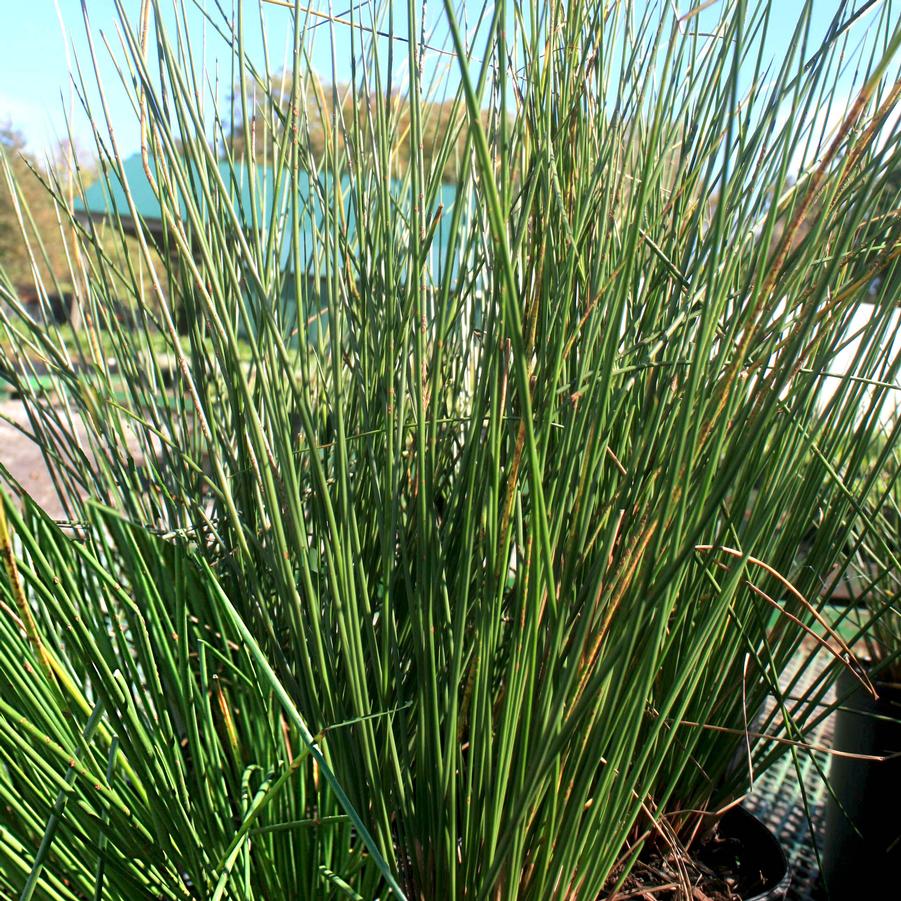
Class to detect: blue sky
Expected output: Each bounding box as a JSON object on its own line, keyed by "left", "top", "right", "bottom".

{"left": 0, "top": 1, "right": 893, "bottom": 158}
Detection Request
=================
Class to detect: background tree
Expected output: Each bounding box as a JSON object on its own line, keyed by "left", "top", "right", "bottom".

{"left": 0, "top": 124, "right": 61, "bottom": 291}
{"left": 222, "top": 72, "right": 472, "bottom": 183}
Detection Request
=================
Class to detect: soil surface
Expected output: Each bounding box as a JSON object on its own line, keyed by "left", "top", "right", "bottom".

{"left": 607, "top": 818, "right": 774, "bottom": 901}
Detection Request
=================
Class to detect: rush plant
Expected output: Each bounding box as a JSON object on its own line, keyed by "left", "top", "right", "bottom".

{"left": 831, "top": 420, "right": 901, "bottom": 683}
{"left": 0, "top": 1, "right": 899, "bottom": 898}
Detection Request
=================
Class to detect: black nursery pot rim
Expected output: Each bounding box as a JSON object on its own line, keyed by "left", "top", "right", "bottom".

{"left": 821, "top": 664, "right": 901, "bottom": 898}
{"left": 710, "top": 806, "right": 790, "bottom": 901}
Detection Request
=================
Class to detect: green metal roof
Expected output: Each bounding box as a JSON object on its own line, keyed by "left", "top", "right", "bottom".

{"left": 74, "top": 153, "right": 463, "bottom": 280}
{"left": 73, "top": 153, "right": 292, "bottom": 232}
{"left": 75, "top": 153, "right": 169, "bottom": 224}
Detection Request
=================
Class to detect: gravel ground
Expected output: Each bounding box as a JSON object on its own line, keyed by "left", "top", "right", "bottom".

{"left": 0, "top": 400, "right": 72, "bottom": 519}
{"left": 0, "top": 399, "right": 147, "bottom": 519}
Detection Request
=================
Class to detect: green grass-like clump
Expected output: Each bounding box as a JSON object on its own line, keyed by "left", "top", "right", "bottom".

{"left": 0, "top": 1, "right": 899, "bottom": 898}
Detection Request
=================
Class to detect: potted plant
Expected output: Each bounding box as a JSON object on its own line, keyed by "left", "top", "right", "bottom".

{"left": 822, "top": 439, "right": 901, "bottom": 897}
{"left": 0, "top": 1, "right": 898, "bottom": 898}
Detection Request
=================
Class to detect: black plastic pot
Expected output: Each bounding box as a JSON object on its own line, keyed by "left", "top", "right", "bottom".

{"left": 699, "top": 807, "right": 791, "bottom": 900}
{"left": 822, "top": 667, "right": 901, "bottom": 899}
